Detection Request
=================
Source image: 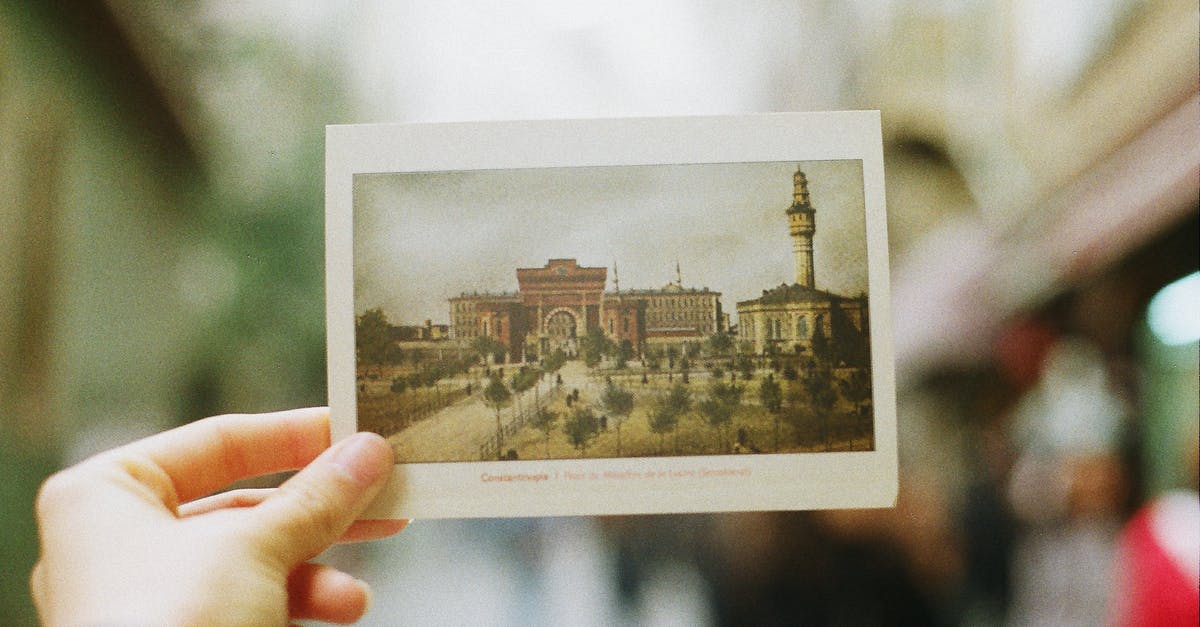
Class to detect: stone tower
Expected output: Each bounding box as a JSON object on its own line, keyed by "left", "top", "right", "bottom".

{"left": 786, "top": 167, "right": 816, "bottom": 288}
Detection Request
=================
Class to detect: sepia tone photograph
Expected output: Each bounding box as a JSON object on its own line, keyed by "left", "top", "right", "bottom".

{"left": 353, "top": 160, "right": 874, "bottom": 464}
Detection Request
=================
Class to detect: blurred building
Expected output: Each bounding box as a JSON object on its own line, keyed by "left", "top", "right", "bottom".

{"left": 1, "top": 1, "right": 1196, "bottom": 626}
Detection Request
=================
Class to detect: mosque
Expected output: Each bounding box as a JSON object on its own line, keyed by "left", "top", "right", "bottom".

{"left": 736, "top": 168, "right": 870, "bottom": 363}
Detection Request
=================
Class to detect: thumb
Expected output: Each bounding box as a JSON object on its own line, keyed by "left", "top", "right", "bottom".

{"left": 250, "top": 431, "right": 394, "bottom": 569}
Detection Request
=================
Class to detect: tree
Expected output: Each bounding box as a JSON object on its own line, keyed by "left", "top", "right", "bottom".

{"left": 564, "top": 406, "right": 600, "bottom": 455}
{"left": 530, "top": 407, "right": 558, "bottom": 458}
{"left": 648, "top": 404, "right": 678, "bottom": 455}
{"left": 644, "top": 346, "right": 662, "bottom": 372}
{"left": 707, "top": 332, "right": 733, "bottom": 359}
{"left": 601, "top": 381, "right": 635, "bottom": 456}
{"left": 839, "top": 368, "right": 872, "bottom": 450}
{"left": 510, "top": 367, "right": 539, "bottom": 421}
{"left": 389, "top": 376, "right": 408, "bottom": 395}
{"left": 471, "top": 335, "right": 508, "bottom": 366}
{"left": 735, "top": 353, "right": 755, "bottom": 381}
{"left": 615, "top": 339, "right": 634, "bottom": 370}
{"left": 700, "top": 379, "right": 742, "bottom": 452}
{"left": 802, "top": 360, "right": 837, "bottom": 451}
{"left": 663, "top": 383, "right": 692, "bottom": 453}
{"left": 543, "top": 348, "right": 568, "bottom": 374}
{"left": 355, "top": 307, "right": 393, "bottom": 376}
{"left": 483, "top": 373, "right": 512, "bottom": 458}
{"left": 666, "top": 345, "right": 680, "bottom": 370}
{"left": 840, "top": 368, "right": 871, "bottom": 414}
{"left": 810, "top": 322, "right": 831, "bottom": 365}
{"left": 580, "top": 327, "right": 611, "bottom": 368}
{"left": 384, "top": 343, "right": 406, "bottom": 367}
{"left": 758, "top": 374, "right": 783, "bottom": 450}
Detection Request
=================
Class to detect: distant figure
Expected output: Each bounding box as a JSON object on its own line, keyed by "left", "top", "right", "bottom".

{"left": 556, "top": 373, "right": 563, "bottom": 387}
{"left": 600, "top": 415, "right": 608, "bottom": 431}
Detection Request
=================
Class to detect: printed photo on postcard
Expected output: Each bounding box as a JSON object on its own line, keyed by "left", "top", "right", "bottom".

{"left": 326, "top": 114, "right": 896, "bottom": 518}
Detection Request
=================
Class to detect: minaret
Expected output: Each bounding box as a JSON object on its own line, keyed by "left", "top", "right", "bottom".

{"left": 675, "top": 259, "right": 682, "bottom": 287}
{"left": 786, "top": 167, "right": 816, "bottom": 288}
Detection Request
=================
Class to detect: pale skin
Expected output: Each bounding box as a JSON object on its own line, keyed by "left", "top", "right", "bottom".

{"left": 30, "top": 407, "right": 406, "bottom": 626}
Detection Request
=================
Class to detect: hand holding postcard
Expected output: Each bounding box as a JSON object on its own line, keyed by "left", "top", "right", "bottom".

{"left": 326, "top": 113, "right": 896, "bottom": 518}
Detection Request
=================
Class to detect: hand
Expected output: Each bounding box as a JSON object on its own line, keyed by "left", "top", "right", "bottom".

{"left": 31, "top": 407, "right": 405, "bottom": 626}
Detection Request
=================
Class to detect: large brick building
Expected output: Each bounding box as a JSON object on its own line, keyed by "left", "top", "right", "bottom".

{"left": 450, "top": 258, "right": 722, "bottom": 363}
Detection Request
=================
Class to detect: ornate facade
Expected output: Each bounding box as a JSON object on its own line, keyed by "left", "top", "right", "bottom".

{"left": 450, "top": 258, "right": 722, "bottom": 362}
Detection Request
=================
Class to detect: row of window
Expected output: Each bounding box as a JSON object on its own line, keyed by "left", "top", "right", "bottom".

{"left": 739, "top": 314, "right": 822, "bottom": 340}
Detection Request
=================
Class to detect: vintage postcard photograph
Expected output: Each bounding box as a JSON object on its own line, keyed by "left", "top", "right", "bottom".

{"left": 326, "top": 114, "right": 896, "bottom": 518}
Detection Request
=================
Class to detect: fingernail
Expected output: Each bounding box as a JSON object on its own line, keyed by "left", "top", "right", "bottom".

{"left": 329, "top": 432, "right": 392, "bottom": 486}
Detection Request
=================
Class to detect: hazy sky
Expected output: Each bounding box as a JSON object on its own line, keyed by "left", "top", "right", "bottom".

{"left": 354, "top": 160, "right": 867, "bottom": 325}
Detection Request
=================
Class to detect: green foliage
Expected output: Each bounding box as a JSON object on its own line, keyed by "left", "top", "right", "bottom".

{"left": 564, "top": 406, "right": 600, "bottom": 453}
{"left": 810, "top": 323, "right": 830, "bottom": 365}
{"left": 648, "top": 404, "right": 678, "bottom": 442}
{"left": 840, "top": 368, "right": 872, "bottom": 413}
{"left": 580, "top": 327, "right": 611, "bottom": 368}
{"left": 355, "top": 307, "right": 392, "bottom": 369}
{"left": 384, "top": 343, "right": 406, "bottom": 365}
{"left": 601, "top": 381, "right": 634, "bottom": 419}
{"left": 615, "top": 339, "right": 634, "bottom": 370}
{"left": 707, "top": 332, "right": 733, "bottom": 357}
{"left": 758, "top": 374, "right": 782, "bottom": 414}
{"left": 542, "top": 348, "right": 568, "bottom": 373}
{"left": 389, "top": 376, "right": 407, "bottom": 394}
{"left": 483, "top": 373, "right": 512, "bottom": 409}
{"left": 510, "top": 367, "right": 539, "bottom": 395}
{"left": 664, "top": 382, "right": 692, "bottom": 414}
{"left": 712, "top": 379, "right": 744, "bottom": 406}
{"left": 802, "top": 363, "right": 836, "bottom": 413}
{"left": 471, "top": 335, "right": 508, "bottom": 364}
{"left": 530, "top": 407, "right": 558, "bottom": 457}
{"left": 531, "top": 406, "right": 558, "bottom": 435}
{"left": 702, "top": 379, "right": 743, "bottom": 450}
{"left": 735, "top": 353, "right": 754, "bottom": 380}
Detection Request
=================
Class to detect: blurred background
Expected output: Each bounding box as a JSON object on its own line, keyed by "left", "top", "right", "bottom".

{"left": 1, "top": 1, "right": 1196, "bottom": 625}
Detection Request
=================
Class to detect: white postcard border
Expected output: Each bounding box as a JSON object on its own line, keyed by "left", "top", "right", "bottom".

{"left": 326, "top": 113, "right": 896, "bottom": 519}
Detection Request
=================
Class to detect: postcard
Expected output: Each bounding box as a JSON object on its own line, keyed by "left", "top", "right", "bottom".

{"left": 326, "top": 113, "right": 896, "bottom": 518}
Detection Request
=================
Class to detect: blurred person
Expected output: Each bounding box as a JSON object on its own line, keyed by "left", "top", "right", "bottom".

{"left": 30, "top": 408, "right": 405, "bottom": 626}
{"left": 1006, "top": 338, "right": 1132, "bottom": 626}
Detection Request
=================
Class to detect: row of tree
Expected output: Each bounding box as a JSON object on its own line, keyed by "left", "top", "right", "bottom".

{"left": 480, "top": 354, "right": 571, "bottom": 459}
{"left": 520, "top": 366, "right": 871, "bottom": 459}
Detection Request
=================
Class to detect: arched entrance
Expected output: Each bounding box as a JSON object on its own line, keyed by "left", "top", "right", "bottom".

{"left": 544, "top": 309, "right": 579, "bottom": 356}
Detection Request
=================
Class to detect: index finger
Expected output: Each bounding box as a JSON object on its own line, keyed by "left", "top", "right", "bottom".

{"left": 118, "top": 407, "right": 332, "bottom": 504}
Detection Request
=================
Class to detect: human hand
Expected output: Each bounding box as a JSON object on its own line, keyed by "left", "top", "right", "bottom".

{"left": 31, "top": 407, "right": 405, "bottom": 626}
